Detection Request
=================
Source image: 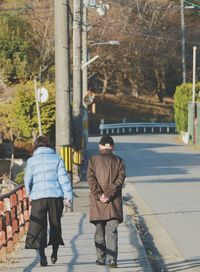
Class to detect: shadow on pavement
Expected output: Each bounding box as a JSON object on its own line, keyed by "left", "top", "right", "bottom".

{"left": 67, "top": 213, "right": 87, "bottom": 272}
{"left": 22, "top": 250, "right": 39, "bottom": 272}
{"left": 166, "top": 257, "right": 200, "bottom": 272}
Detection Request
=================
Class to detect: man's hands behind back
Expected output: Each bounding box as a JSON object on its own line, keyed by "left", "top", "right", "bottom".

{"left": 100, "top": 193, "right": 109, "bottom": 203}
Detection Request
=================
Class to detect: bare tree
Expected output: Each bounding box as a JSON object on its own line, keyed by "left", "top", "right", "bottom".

{"left": 24, "top": 0, "right": 55, "bottom": 77}
{"left": 87, "top": 0, "right": 193, "bottom": 103}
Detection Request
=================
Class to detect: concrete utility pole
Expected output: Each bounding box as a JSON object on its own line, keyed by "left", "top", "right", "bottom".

{"left": 181, "top": 0, "right": 186, "bottom": 83}
{"left": 82, "top": 0, "right": 89, "bottom": 152}
{"left": 54, "top": 0, "right": 71, "bottom": 151}
{"left": 72, "top": 0, "right": 82, "bottom": 183}
{"left": 73, "top": 0, "right": 82, "bottom": 149}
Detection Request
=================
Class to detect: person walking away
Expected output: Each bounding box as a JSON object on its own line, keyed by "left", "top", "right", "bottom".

{"left": 87, "top": 135, "right": 126, "bottom": 268}
{"left": 24, "top": 136, "right": 73, "bottom": 266}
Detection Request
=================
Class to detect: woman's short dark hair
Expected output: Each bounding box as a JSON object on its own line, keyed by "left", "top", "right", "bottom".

{"left": 34, "top": 136, "right": 51, "bottom": 150}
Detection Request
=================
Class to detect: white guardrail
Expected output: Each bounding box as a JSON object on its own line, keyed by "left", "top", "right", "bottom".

{"left": 99, "top": 122, "right": 176, "bottom": 135}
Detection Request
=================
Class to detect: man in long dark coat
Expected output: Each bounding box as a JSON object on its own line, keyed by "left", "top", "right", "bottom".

{"left": 87, "top": 135, "right": 126, "bottom": 268}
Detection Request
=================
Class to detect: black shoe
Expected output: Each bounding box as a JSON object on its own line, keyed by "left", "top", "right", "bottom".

{"left": 109, "top": 261, "right": 117, "bottom": 268}
{"left": 51, "top": 244, "right": 59, "bottom": 264}
{"left": 51, "top": 253, "right": 57, "bottom": 264}
{"left": 96, "top": 260, "right": 105, "bottom": 266}
{"left": 40, "top": 256, "right": 48, "bottom": 266}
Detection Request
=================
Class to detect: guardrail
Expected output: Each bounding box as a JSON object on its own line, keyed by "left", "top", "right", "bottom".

{"left": 99, "top": 122, "right": 176, "bottom": 135}
{"left": 0, "top": 185, "right": 30, "bottom": 260}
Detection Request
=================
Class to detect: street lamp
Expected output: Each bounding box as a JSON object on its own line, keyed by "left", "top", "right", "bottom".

{"left": 181, "top": 0, "right": 186, "bottom": 83}
{"left": 90, "top": 40, "right": 120, "bottom": 46}
{"left": 81, "top": 40, "right": 120, "bottom": 68}
{"left": 81, "top": 55, "right": 99, "bottom": 69}
{"left": 81, "top": 0, "right": 110, "bottom": 152}
{"left": 180, "top": 0, "right": 194, "bottom": 83}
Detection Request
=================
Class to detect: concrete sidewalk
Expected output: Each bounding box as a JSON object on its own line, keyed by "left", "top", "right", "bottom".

{"left": 1, "top": 182, "right": 152, "bottom": 272}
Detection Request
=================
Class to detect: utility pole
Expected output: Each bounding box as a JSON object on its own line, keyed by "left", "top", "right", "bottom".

{"left": 181, "top": 0, "right": 186, "bottom": 83}
{"left": 73, "top": 0, "right": 82, "bottom": 149}
{"left": 54, "top": 0, "right": 71, "bottom": 150}
{"left": 82, "top": 0, "right": 89, "bottom": 152}
{"left": 73, "top": 0, "right": 82, "bottom": 182}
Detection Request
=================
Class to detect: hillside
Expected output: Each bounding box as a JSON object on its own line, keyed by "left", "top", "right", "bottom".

{"left": 0, "top": 84, "right": 174, "bottom": 136}
{"left": 88, "top": 93, "right": 174, "bottom": 134}
{"left": 1, "top": 0, "right": 199, "bottom": 99}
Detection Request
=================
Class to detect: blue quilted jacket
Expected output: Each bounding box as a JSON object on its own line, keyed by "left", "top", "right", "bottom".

{"left": 24, "top": 147, "right": 73, "bottom": 201}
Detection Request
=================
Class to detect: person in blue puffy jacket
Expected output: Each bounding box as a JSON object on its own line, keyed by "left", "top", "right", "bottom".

{"left": 24, "top": 135, "right": 73, "bottom": 267}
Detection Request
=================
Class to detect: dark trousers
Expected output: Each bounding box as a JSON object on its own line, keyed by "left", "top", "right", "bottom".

{"left": 25, "top": 198, "right": 64, "bottom": 249}
{"left": 94, "top": 219, "right": 119, "bottom": 263}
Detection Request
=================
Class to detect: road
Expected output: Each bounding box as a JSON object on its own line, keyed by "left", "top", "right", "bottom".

{"left": 89, "top": 135, "right": 200, "bottom": 272}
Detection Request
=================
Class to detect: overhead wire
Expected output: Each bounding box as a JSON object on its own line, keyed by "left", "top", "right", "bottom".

{"left": 23, "top": 15, "right": 54, "bottom": 21}
{"left": 0, "top": 4, "right": 54, "bottom": 21}
{"left": 0, "top": 1, "right": 199, "bottom": 43}
{"left": 129, "top": 1, "right": 200, "bottom": 17}
{"left": 131, "top": 30, "right": 200, "bottom": 45}
{"left": 0, "top": 6, "right": 53, "bottom": 12}
{"left": 129, "top": 1, "right": 198, "bottom": 11}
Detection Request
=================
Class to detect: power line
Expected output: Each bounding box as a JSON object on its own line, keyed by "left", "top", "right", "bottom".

{"left": 130, "top": 1, "right": 180, "bottom": 11}
{"left": 95, "top": 25, "right": 200, "bottom": 44}
{"left": 22, "top": 10, "right": 54, "bottom": 16}
{"left": 131, "top": 2, "right": 196, "bottom": 11}
{"left": 23, "top": 15, "right": 54, "bottom": 21}
{"left": 0, "top": 14, "right": 54, "bottom": 21}
{"left": 112, "top": 44, "right": 193, "bottom": 56}
{"left": 129, "top": 29, "right": 200, "bottom": 45}
{"left": 0, "top": 6, "right": 53, "bottom": 12}
{"left": 129, "top": 1, "right": 200, "bottom": 15}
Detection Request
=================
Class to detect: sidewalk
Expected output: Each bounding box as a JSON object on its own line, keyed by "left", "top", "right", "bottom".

{"left": 1, "top": 181, "right": 152, "bottom": 272}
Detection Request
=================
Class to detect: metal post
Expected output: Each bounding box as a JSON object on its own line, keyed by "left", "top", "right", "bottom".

{"left": 192, "top": 46, "right": 197, "bottom": 103}
{"left": 55, "top": 0, "right": 71, "bottom": 150}
{"left": 181, "top": 0, "right": 186, "bottom": 83}
{"left": 34, "top": 77, "right": 43, "bottom": 136}
{"left": 192, "top": 46, "right": 197, "bottom": 145}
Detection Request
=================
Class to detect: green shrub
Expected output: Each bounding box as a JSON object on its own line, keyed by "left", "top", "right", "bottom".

{"left": 0, "top": 80, "right": 55, "bottom": 141}
{"left": 174, "top": 82, "right": 200, "bottom": 133}
{"left": 15, "top": 169, "right": 24, "bottom": 185}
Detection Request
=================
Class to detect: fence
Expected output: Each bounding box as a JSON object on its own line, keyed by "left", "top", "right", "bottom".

{"left": 0, "top": 185, "right": 29, "bottom": 260}
{"left": 99, "top": 122, "right": 176, "bottom": 135}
